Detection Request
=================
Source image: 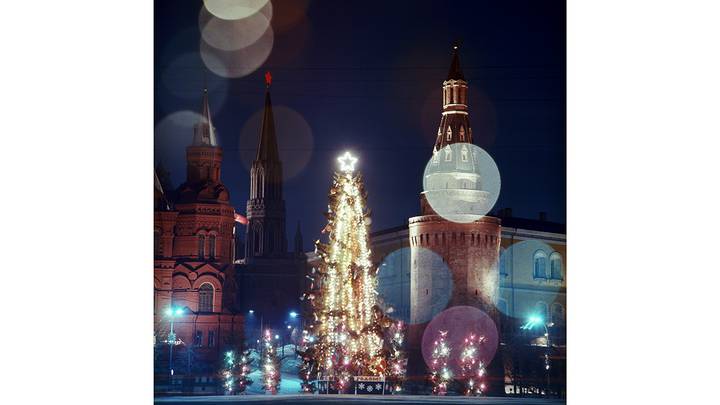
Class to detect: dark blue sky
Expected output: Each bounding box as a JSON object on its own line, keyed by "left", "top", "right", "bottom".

{"left": 155, "top": 0, "right": 566, "bottom": 250}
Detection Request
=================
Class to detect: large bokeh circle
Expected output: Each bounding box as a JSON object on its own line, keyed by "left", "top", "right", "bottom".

{"left": 376, "top": 247, "right": 452, "bottom": 325}
{"left": 495, "top": 240, "right": 564, "bottom": 320}
{"left": 421, "top": 306, "right": 499, "bottom": 374}
{"left": 422, "top": 143, "right": 501, "bottom": 223}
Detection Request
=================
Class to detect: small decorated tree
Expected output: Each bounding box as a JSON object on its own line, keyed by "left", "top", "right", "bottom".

{"left": 297, "top": 330, "right": 317, "bottom": 393}
{"left": 237, "top": 349, "right": 254, "bottom": 394}
{"left": 262, "top": 329, "right": 281, "bottom": 394}
{"left": 429, "top": 330, "right": 452, "bottom": 395}
{"left": 386, "top": 321, "right": 407, "bottom": 393}
{"left": 220, "top": 351, "right": 237, "bottom": 394}
{"left": 460, "top": 334, "right": 487, "bottom": 396}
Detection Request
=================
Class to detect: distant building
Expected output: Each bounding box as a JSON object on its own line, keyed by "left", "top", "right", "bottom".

{"left": 154, "top": 89, "right": 244, "bottom": 394}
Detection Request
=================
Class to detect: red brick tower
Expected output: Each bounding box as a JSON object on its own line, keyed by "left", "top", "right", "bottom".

{"left": 154, "top": 89, "right": 243, "bottom": 386}
{"left": 407, "top": 46, "right": 502, "bottom": 377}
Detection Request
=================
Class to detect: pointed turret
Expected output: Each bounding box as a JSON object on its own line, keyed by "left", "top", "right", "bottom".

{"left": 256, "top": 89, "right": 280, "bottom": 162}
{"left": 434, "top": 44, "right": 472, "bottom": 151}
{"left": 192, "top": 88, "right": 218, "bottom": 146}
{"left": 246, "top": 72, "right": 287, "bottom": 260}
{"left": 446, "top": 44, "right": 465, "bottom": 81}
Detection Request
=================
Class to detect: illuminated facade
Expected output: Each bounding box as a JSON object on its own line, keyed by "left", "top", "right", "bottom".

{"left": 154, "top": 89, "right": 244, "bottom": 393}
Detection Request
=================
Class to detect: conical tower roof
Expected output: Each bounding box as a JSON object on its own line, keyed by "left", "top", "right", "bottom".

{"left": 446, "top": 45, "right": 465, "bottom": 81}
{"left": 192, "top": 88, "right": 218, "bottom": 146}
{"left": 256, "top": 82, "right": 280, "bottom": 162}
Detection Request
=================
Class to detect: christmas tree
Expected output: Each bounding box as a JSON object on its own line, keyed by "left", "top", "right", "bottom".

{"left": 429, "top": 330, "right": 452, "bottom": 395}
{"left": 386, "top": 320, "right": 407, "bottom": 393}
{"left": 459, "top": 334, "right": 487, "bottom": 396}
{"left": 310, "top": 152, "right": 389, "bottom": 390}
{"left": 236, "top": 350, "right": 254, "bottom": 394}
{"left": 261, "top": 329, "right": 281, "bottom": 394}
{"left": 220, "top": 351, "right": 238, "bottom": 394}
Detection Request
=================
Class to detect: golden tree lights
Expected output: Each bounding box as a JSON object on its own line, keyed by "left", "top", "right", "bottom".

{"left": 262, "top": 329, "right": 281, "bottom": 394}
{"left": 429, "top": 330, "right": 452, "bottom": 395}
{"left": 311, "top": 152, "right": 387, "bottom": 386}
{"left": 460, "top": 334, "right": 487, "bottom": 396}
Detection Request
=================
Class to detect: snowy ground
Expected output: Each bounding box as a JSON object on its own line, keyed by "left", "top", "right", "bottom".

{"left": 244, "top": 344, "right": 303, "bottom": 395}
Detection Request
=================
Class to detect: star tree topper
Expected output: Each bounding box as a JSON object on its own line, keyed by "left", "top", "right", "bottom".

{"left": 337, "top": 151, "right": 358, "bottom": 173}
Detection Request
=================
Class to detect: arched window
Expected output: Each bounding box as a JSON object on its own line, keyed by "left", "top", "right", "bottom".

{"left": 459, "top": 126, "right": 466, "bottom": 141}
{"left": 550, "top": 252, "right": 563, "bottom": 280}
{"left": 209, "top": 234, "right": 216, "bottom": 259}
{"left": 198, "top": 283, "right": 214, "bottom": 312}
{"left": 444, "top": 146, "right": 452, "bottom": 161}
{"left": 460, "top": 145, "right": 469, "bottom": 162}
{"left": 552, "top": 303, "right": 564, "bottom": 324}
{"left": 198, "top": 234, "right": 206, "bottom": 259}
{"left": 446, "top": 126, "right": 452, "bottom": 142}
{"left": 533, "top": 250, "right": 547, "bottom": 279}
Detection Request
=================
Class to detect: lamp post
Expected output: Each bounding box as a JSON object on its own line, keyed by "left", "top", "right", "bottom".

{"left": 165, "top": 306, "right": 185, "bottom": 377}
{"left": 248, "top": 310, "right": 264, "bottom": 353}
{"left": 521, "top": 315, "right": 553, "bottom": 397}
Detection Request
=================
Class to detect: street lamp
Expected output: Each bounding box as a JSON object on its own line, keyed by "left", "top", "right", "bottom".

{"left": 522, "top": 315, "right": 553, "bottom": 396}
{"left": 165, "top": 306, "right": 185, "bottom": 377}
{"left": 289, "top": 311, "right": 298, "bottom": 318}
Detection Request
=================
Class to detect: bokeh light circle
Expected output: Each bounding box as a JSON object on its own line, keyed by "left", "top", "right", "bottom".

{"left": 421, "top": 306, "right": 499, "bottom": 374}
{"left": 495, "top": 240, "right": 564, "bottom": 320}
{"left": 199, "top": 2, "right": 272, "bottom": 51}
{"left": 238, "top": 105, "right": 314, "bottom": 180}
{"left": 376, "top": 247, "right": 451, "bottom": 325}
{"left": 200, "top": 25, "right": 274, "bottom": 79}
{"left": 203, "top": 0, "right": 270, "bottom": 20}
{"left": 422, "top": 142, "right": 501, "bottom": 223}
{"left": 155, "top": 110, "right": 205, "bottom": 185}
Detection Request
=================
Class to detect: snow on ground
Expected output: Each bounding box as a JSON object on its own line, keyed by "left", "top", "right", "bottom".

{"left": 245, "top": 345, "right": 303, "bottom": 395}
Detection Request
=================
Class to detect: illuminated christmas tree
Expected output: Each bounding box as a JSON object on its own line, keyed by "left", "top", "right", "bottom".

{"left": 261, "top": 330, "right": 281, "bottom": 394}
{"left": 311, "top": 152, "right": 389, "bottom": 389}
{"left": 220, "top": 351, "right": 238, "bottom": 394}
{"left": 429, "top": 330, "right": 452, "bottom": 395}
{"left": 459, "top": 334, "right": 487, "bottom": 396}
{"left": 386, "top": 321, "right": 407, "bottom": 393}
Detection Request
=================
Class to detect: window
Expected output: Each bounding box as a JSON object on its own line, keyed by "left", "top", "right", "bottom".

{"left": 208, "top": 330, "right": 216, "bottom": 347}
{"left": 444, "top": 146, "right": 452, "bottom": 161}
{"left": 459, "top": 126, "right": 466, "bottom": 141}
{"left": 533, "top": 250, "right": 547, "bottom": 279}
{"left": 209, "top": 235, "right": 216, "bottom": 259}
{"left": 446, "top": 126, "right": 452, "bottom": 141}
{"left": 198, "top": 234, "right": 205, "bottom": 259}
{"left": 194, "top": 330, "right": 203, "bottom": 346}
{"left": 432, "top": 152, "right": 439, "bottom": 164}
{"left": 460, "top": 145, "right": 468, "bottom": 162}
{"left": 550, "top": 252, "right": 563, "bottom": 280}
{"left": 499, "top": 249, "right": 508, "bottom": 276}
{"left": 198, "top": 283, "right": 214, "bottom": 312}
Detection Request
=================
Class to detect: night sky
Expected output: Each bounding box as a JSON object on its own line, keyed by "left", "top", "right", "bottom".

{"left": 154, "top": 0, "right": 566, "bottom": 251}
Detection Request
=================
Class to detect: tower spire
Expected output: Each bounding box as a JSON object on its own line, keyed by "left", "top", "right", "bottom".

{"left": 447, "top": 42, "right": 465, "bottom": 81}
{"left": 193, "top": 87, "right": 218, "bottom": 146}
{"left": 434, "top": 44, "right": 472, "bottom": 151}
{"left": 256, "top": 74, "right": 280, "bottom": 162}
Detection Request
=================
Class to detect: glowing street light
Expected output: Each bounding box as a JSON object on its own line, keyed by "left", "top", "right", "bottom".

{"left": 522, "top": 314, "right": 553, "bottom": 396}
{"left": 165, "top": 306, "right": 185, "bottom": 377}
{"left": 289, "top": 311, "right": 298, "bottom": 318}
